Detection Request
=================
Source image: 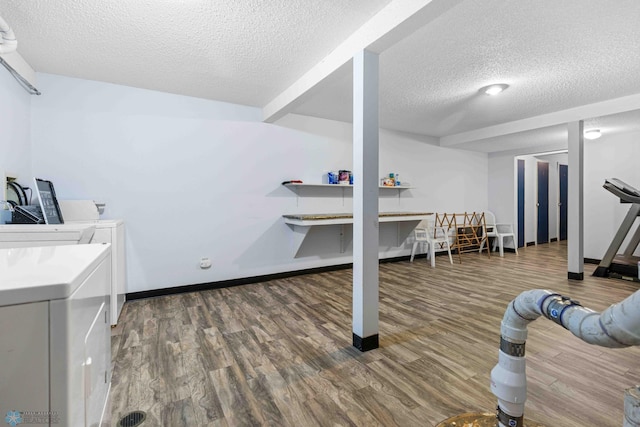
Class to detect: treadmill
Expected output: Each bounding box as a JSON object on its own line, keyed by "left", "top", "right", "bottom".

{"left": 593, "top": 178, "right": 640, "bottom": 279}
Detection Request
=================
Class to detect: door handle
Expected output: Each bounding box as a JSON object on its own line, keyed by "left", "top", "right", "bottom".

{"left": 536, "top": 203, "right": 540, "bottom": 207}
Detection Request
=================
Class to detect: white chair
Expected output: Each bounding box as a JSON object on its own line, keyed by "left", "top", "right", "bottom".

{"left": 480, "top": 211, "right": 518, "bottom": 257}
{"left": 480, "top": 211, "right": 498, "bottom": 254}
{"left": 495, "top": 223, "right": 518, "bottom": 257}
{"left": 410, "top": 220, "right": 453, "bottom": 267}
{"left": 410, "top": 227, "right": 429, "bottom": 262}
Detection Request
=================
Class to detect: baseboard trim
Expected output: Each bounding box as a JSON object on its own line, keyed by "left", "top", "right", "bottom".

{"left": 127, "top": 263, "right": 351, "bottom": 300}
{"left": 127, "top": 255, "right": 415, "bottom": 300}
{"left": 353, "top": 333, "right": 379, "bottom": 352}
{"left": 568, "top": 272, "right": 584, "bottom": 280}
{"left": 128, "top": 247, "right": 588, "bottom": 300}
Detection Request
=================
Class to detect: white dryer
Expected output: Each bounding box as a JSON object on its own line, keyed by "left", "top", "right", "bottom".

{"left": 0, "top": 244, "right": 112, "bottom": 427}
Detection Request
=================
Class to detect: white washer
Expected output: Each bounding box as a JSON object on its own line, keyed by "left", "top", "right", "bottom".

{"left": 64, "top": 219, "right": 126, "bottom": 326}
{"left": 0, "top": 224, "right": 96, "bottom": 248}
{"left": 0, "top": 244, "right": 112, "bottom": 427}
{"left": 0, "top": 201, "right": 128, "bottom": 326}
{"left": 59, "top": 201, "right": 127, "bottom": 326}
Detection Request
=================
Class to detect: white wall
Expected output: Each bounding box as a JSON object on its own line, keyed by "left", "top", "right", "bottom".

{"left": 31, "top": 74, "right": 489, "bottom": 293}
{"left": 523, "top": 156, "right": 538, "bottom": 244}
{"left": 491, "top": 152, "right": 569, "bottom": 249}
{"left": 584, "top": 131, "right": 640, "bottom": 259}
{"left": 488, "top": 154, "right": 516, "bottom": 225}
{"left": 0, "top": 65, "right": 32, "bottom": 198}
{"left": 534, "top": 153, "right": 568, "bottom": 241}
{"left": 489, "top": 154, "right": 538, "bottom": 247}
{"left": 516, "top": 153, "right": 569, "bottom": 244}
{"left": 490, "top": 130, "right": 640, "bottom": 261}
{"left": 489, "top": 153, "right": 547, "bottom": 249}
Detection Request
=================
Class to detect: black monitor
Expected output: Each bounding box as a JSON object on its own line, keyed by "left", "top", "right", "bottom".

{"left": 33, "top": 177, "right": 64, "bottom": 224}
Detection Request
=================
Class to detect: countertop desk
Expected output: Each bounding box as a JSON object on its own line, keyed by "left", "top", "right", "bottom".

{"left": 282, "top": 211, "right": 432, "bottom": 256}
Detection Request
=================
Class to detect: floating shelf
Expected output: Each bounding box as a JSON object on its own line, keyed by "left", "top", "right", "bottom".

{"left": 283, "top": 183, "right": 413, "bottom": 190}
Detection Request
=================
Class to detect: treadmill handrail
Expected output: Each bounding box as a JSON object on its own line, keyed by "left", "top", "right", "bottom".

{"left": 604, "top": 179, "right": 640, "bottom": 204}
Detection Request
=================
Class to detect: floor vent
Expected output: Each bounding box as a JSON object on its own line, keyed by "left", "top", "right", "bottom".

{"left": 118, "top": 411, "right": 147, "bottom": 427}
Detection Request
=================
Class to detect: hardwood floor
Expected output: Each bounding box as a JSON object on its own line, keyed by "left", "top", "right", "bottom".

{"left": 111, "top": 243, "right": 640, "bottom": 426}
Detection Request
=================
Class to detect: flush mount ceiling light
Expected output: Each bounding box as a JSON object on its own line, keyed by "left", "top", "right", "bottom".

{"left": 584, "top": 129, "right": 602, "bottom": 140}
{"left": 481, "top": 83, "right": 509, "bottom": 96}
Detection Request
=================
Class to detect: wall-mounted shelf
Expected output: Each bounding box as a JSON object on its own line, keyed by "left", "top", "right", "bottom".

{"left": 282, "top": 182, "right": 413, "bottom": 206}
{"left": 282, "top": 183, "right": 413, "bottom": 190}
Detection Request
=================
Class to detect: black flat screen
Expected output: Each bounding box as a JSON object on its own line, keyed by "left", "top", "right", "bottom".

{"left": 34, "top": 178, "right": 64, "bottom": 224}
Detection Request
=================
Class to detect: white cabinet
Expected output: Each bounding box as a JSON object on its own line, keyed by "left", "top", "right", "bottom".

{"left": 0, "top": 244, "right": 112, "bottom": 427}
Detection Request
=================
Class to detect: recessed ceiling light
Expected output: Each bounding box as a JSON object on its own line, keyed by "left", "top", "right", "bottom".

{"left": 584, "top": 129, "right": 602, "bottom": 140}
{"left": 481, "top": 83, "right": 509, "bottom": 96}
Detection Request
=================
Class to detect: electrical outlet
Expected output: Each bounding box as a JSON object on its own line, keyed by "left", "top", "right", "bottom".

{"left": 199, "top": 257, "right": 212, "bottom": 269}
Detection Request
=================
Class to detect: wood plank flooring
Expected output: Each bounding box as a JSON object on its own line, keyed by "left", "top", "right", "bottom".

{"left": 111, "top": 243, "right": 640, "bottom": 426}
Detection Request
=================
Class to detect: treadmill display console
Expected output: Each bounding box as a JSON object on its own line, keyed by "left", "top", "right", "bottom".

{"left": 594, "top": 178, "right": 640, "bottom": 278}
{"left": 603, "top": 178, "right": 640, "bottom": 204}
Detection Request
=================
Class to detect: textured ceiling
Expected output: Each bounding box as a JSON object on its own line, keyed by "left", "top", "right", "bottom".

{"left": 3, "top": 0, "right": 640, "bottom": 153}
{"left": 1, "top": 0, "right": 391, "bottom": 106}
{"left": 292, "top": 0, "right": 640, "bottom": 150}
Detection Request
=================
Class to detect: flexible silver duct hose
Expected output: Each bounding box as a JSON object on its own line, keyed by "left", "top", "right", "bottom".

{"left": 491, "top": 288, "right": 640, "bottom": 427}
{"left": 625, "top": 386, "right": 640, "bottom": 427}
{"left": 0, "top": 15, "right": 17, "bottom": 54}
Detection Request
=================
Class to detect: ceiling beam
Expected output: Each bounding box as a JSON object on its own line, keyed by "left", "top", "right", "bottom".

{"left": 440, "top": 93, "right": 640, "bottom": 147}
{"left": 262, "top": 0, "right": 463, "bottom": 123}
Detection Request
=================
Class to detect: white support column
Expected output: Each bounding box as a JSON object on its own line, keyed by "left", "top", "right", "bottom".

{"left": 567, "top": 121, "right": 584, "bottom": 280}
{"left": 352, "top": 49, "right": 379, "bottom": 351}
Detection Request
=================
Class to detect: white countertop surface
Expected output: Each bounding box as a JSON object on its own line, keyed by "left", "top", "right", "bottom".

{"left": 0, "top": 244, "right": 111, "bottom": 306}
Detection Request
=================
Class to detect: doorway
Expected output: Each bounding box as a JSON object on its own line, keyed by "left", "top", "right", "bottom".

{"left": 517, "top": 159, "right": 525, "bottom": 248}
{"left": 537, "top": 162, "right": 549, "bottom": 244}
{"left": 559, "top": 164, "right": 568, "bottom": 241}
